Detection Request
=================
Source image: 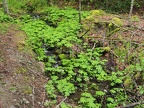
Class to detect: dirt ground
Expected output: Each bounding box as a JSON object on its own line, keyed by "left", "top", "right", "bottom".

{"left": 0, "top": 24, "right": 48, "bottom": 108}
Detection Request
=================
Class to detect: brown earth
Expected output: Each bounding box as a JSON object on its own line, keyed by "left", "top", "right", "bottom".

{"left": 0, "top": 24, "right": 48, "bottom": 108}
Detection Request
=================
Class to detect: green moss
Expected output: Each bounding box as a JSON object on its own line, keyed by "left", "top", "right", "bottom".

{"left": 22, "top": 86, "right": 32, "bottom": 94}
{"left": 124, "top": 78, "right": 132, "bottom": 87}
{"left": 86, "top": 15, "right": 94, "bottom": 21}
{"left": 103, "top": 46, "right": 111, "bottom": 52}
{"left": 91, "top": 10, "right": 105, "bottom": 16}
{"left": 59, "top": 54, "right": 67, "bottom": 60}
{"left": 55, "top": 49, "right": 62, "bottom": 54}
{"left": 112, "top": 17, "right": 123, "bottom": 27}
{"left": 24, "top": 76, "right": 31, "bottom": 83}
{"left": 134, "top": 72, "right": 141, "bottom": 80}
{"left": 17, "top": 41, "right": 26, "bottom": 50}
{"left": 130, "top": 15, "right": 139, "bottom": 22}
{"left": 9, "top": 86, "right": 17, "bottom": 93}
{"left": 86, "top": 10, "right": 105, "bottom": 21}
{"left": 108, "top": 22, "right": 113, "bottom": 28}
{"left": 16, "top": 67, "right": 27, "bottom": 74}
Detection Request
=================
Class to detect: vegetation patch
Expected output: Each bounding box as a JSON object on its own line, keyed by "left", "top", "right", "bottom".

{"left": 18, "top": 6, "right": 144, "bottom": 108}
{"left": 0, "top": 1, "right": 144, "bottom": 107}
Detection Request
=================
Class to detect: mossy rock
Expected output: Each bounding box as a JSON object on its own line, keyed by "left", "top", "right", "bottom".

{"left": 91, "top": 10, "right": 105, "bottom": 16}
{"left": 59, "top": 54, "right": 67, "bottom": 60}
{"left": 130, "top": 15, "right": 139, "bottom": 22}
{"left": 86, "top": 15, "right": 94, "bottom": 21}
{"left": 111, "top": 17, "right": 123, "bottom": 27}
{"left": 86, "top": 10, "right": 105, "bottom": 21}
{"left": 103, "top": 46, "right": 111, "bottom": 52}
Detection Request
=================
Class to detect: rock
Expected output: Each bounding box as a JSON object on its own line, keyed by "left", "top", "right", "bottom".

{"left": 10, "top": 105, "right": 16, "bottom": 108}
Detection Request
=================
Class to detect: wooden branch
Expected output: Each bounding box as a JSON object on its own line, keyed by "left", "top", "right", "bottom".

{"left": 41, "top": 89, "right": 46, "bottom": 108}
{"left": 130, "top": 25, "right": 144, "bottom": 31}
{"left": 80, "top": 29, "right": 90, "bottom": 38}
{"left": 32, "top": 85, "right": 35, "bottom": 108}
{"left": 84, "top": 36, "right": 143, "bottom": 45}
{"left": 27, "top": 67, "right": 48, "bottom": 80}
{"left": 116, "top": 101, "right": 144, "bottom": 108}
{"left": 56, "top": 97, "right": 67, "bottom": 108}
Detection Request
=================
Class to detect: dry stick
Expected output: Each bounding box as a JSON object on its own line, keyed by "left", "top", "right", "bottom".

{"left": 41, "top": 89, "right": 46, "bottom": 108}
{"left": 110, "top": 50, "right": 119, "bottom": 58}
{"left": 129, "top": 0, "right": 134, "bottom": 19}
{"left": 28, "top": 67, "right": 48, "bottom": 80}
{"left": 103, "top": 29, "right": 107, "bottom": 47}
{"left": 56, "top": 97, "right": 67, "bottom": 108}
{"left": 117, "top": 27, "right": 144, "bottom": 38}
{"left": 32, "top": 85, "right": 35, "bottom": 108}
{"left": 92, "top": 43, "right": 96, "bottom": 50}
{"left": 128, "top": 25, "right": 144, "bottom": 31}
{"left": 116, "top": 101, "right": 144, "bottom": 108}
{"left": 80, "top": 29, "right": 90, "bottom": 38}
{"left": 127, "top": 29, "right": 135, "bottom": 63}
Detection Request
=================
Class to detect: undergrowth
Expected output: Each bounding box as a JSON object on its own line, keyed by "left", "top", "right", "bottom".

{"left": 0, "top": 5, "right": 143, "bottom": 108}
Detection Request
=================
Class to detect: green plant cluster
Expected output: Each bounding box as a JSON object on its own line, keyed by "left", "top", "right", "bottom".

{"left": 44, "top": 48, "right": 129, "bottom": 108}
{"left": 0, "top": 11, "right": 13, "bottom": 33}
{"left": 18, "top": 7, "right": 144, "bottom": 108}
{"left": 21, "top": 7, "right": 88, "bottom": 59}
{"left": 7, "top": 0, "right": 47, "bottom": 13}
{"left": 0, "top": 11, "right": 13, "bottom": 22}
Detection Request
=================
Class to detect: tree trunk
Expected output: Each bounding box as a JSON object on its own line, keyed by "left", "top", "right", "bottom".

{"left": 129, "top": 0, "right": 134, "bottom": 18}
{"left": 78, "top": 0, "right": 81, "bottom": 24}
{"left": 2, "top": 0, "right": 9, "bottom": 15}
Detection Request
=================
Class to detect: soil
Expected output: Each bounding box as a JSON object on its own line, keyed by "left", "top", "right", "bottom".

{"left": 0, "top": 24, "right": 48, "bottom": 108}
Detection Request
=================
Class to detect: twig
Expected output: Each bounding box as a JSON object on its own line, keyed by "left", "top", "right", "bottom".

{"left": 80, "top": 29, "right": 90, "bottom": 38}
{"left": 56, "top": 97, "right": 67, "bottom": 108}
{"left": 116, "top": 101, "right": 144, "bottom": 108}
{"left": 92, "top": 43, "right": 96, "bottom": 50}
{"left": 28, "top": 67, "right": 48, "bottom": 80}
{"left": 41, "top": 89, "right": 46, "bottom": 108}
{"left": 130, "top": 25, "right": 144, "bottom": 31}
{"left": 103, "top": 30, "right": 106, "bottom": 47}
{"left": 110, "top": 50, "right": 119, "bottom": 58}
{"left": 32, "top": 85, "right": 35, "bottom": 108}
{"left": 127, "top": 29, "right": 136, "bottom": 63}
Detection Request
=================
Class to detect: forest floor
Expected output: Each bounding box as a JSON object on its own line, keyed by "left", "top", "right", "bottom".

{"left": 0, "top": 13, "right": 144, "bottom": 108}
{"left": 0, "top": 24, "right": 48, "bottom": 108}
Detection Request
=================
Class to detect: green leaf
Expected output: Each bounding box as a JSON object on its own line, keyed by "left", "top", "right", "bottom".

{"left": 107, "top": 97, "right": 114, "bottom": 102}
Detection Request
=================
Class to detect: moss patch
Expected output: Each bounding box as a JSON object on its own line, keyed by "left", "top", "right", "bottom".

{"left": 130, "top": 15, "right": 140, "bottom": 22}
{"left": 111, "top": 17, "right": 123, "bottom": 27}
{"left": 91, "top": 10, "right": 105, "bottom": 16}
